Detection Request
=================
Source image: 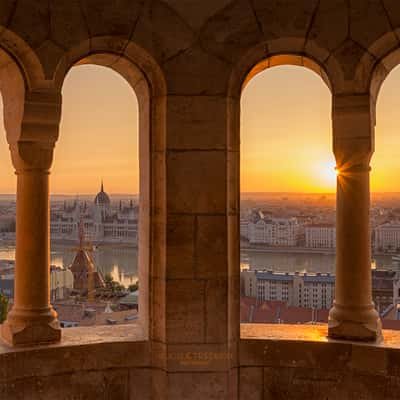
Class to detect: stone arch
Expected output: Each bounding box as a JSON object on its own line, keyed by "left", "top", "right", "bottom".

{"left": 370, "top": 46, "right": 400, "bottom": 105}
{"left": 0, "top": 29, "right": 62, "bottom": 171}
{"left": 53, "top": 36, "right": 166, "bottom": 96}
{"left": 367, "top": 40, "right": 400, "bottom": 197}
{"left": 0, "top": 46, "right": 25, "bottom": 146}
{"left": 227, "top": 48, "right": 335, "bottom": 341}
{"left": 0, "top": 27, "right": 46, "bottom": 90}
{"left": 0, "top": 28, "right": 51, "bottom": 145}
{"left": 228, "top": 41, "right": 339, "bottom": 99}
{"left": 360, "top": 32, "right": 400, "bottom": 127}
{"left": 242, "top": 54, "right": 331, "bottom": 93}
{"left": 53, "top": 39, "right": 167, "bottom": 340}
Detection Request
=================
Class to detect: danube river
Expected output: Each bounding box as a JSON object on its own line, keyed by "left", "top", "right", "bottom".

{"left": 0, "top": 243, "right": 398, "bottom": 287}
{"left": 0, "top": 242, "right": 139, "bottom": 287}
{"left": 240, "top": 248, "right": 398, "bottom": 273}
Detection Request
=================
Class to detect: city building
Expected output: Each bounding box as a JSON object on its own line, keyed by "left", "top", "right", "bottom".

{"left": 241, "top": 270, "right": 335, "bottom": 310}
{"left": 242, "top": 268, "right": 398, "bottom": 314}
{"left": 305, "top": 224, "right": 336, "bottom": 249}
{"left": 240, "top": 209, "right": 265, "bottom": 241}
{"left": 0, "top": 265, "right": 73, "bottom": 303}
{"left": 372, "top": 269, "right": 397, "bottom": 313}
{"left": 0, "top": 279, "right": 14, "bottom": 300}
{"left": 50, "top": 182, "right": 138, "bottom": 244}
{"left": 239, "top": 217, "right": 249, "bottom": 240}
{"left": 50, "top": 266, "right": 74, "bottom": 302}
{"left": 0, "top": 215, "right": 15, "bottom": 232}
{"left": 374, "top": 223, "right": 400, "bottom": 252}
{"left": 248, "top": 217, "right": 303, "bottom": 246}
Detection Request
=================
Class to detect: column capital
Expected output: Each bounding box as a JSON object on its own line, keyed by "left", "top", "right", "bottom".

{"left": 9, "top": 141, "right": 55, "bottom": 173}
{"left": 6, "top": 89, "right": 62, "bottom": 144}
{"left": 6, "top": 89, "right": 61, "bottom": 173}
{"left": 332, "top": 94, "right": 374, "bottom": 139}
{"left": 332, "top": 93, "right": 373, "bottom": 114}
{"left": 333, "top": 138, "right": 373, "bottom": 174}
{"left": 332, "top": 93, "right": 375, "bottom": 170}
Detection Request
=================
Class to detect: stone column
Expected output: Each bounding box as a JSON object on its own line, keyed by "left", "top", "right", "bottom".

{"left": 162, "top": 93, "right": 233, "bottom": 398}
{"left": 328, "top": 94, "right": 381, "bottom": 341}
{"left": 1, "top": 92, "right": 61, "bottom": 346}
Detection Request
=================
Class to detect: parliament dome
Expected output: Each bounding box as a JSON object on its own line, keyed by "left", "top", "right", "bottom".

{"left": 94, "top": 181, "right": 110, "bottom": 207}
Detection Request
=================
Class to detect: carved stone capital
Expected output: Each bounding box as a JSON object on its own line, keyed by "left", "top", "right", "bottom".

{"left": 6, "top": 89, "right": 61, "bottom": 173}
{"left": 332, "top": 94, "right": 375, "bottom": 171}
{"left": 9, "top": 141, "right": 55, "bottom": 173}
{"left": 332, "top": 94, "right": 375, "bottom": 159}
{"left": 333, "top": 138, "right": 373, "bottom": 175}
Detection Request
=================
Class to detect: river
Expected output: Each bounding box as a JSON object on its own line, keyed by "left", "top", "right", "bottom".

{"left": 0, "top": 242, "right": 138, "bottom": 288}
{"left": 240, "top": 248, "right": 397, "bottom": 273}
{"left": 0, "top": 243, "right": 398, "bottom": 288}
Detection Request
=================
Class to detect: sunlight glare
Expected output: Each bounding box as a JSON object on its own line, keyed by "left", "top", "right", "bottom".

{"left": 315, "top": 160, "right": 337, "bottom": 191}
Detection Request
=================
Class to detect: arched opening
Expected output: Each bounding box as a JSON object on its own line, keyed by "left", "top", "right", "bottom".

{"left": 0, "top": 87, "right": 17, "bottom": 324}
{"left": 0, "top": 46, "right": 26, "bottom": 327}
{"left": 239, "top": 58, "right": 335, "bottom": 325}
{"left": 52, "top": 59, "right": 147, "bottom": 331}
{"left": 371, "top": 63, "right": 400, "bottom": 326}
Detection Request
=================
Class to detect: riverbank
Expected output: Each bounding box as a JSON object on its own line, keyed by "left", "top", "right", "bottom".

{"left": 0, "top": 238, "right": 137, "bottom": 249}
{"left": 240, "top": 245, "right": 335, "bottom": 255}
{"left": 240, "top": 243, "right": 399, "bottom": 258}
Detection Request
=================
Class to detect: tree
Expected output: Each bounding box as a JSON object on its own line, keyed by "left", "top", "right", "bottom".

{"left": 0, "top": 293, "right": 9, "bottom": 324}
{"left": 104, "top": 273, "right": 114, "bottom": 287}
{"left": 104, "top": 273, "right": 125, "bottom": 294}
{"left": 128, "top": 281, "right": 139, "bottom": 292}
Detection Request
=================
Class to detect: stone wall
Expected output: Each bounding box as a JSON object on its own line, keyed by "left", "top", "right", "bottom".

{"left": 1, "top": 1, "right": 400, "bottom": 398}
{"left": 2, "top": 325, "right": 400, "bottom": 399}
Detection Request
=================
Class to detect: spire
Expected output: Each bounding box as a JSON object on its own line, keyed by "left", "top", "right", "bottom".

{"left": 78, "top": 217, "right": 85, "bottom": 249}
{"left": 101, "top": 179, "right": 104, "bottom": 192}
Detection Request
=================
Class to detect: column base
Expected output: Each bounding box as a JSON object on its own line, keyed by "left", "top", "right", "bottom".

{"left": 1, "top": 307, "right": 61, "bottom": 346}
{"left": 328, "top": 302, "right": 382, "bottom": 341}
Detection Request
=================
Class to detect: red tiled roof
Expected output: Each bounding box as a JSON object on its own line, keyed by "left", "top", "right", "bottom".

{"left": 240, "top": 297, "right": 329, "bottom": 324}
{"left": 241, "top": 297, "right": 400, "bottom": 330}
{"left": 382, "top": 319, "right": 400, "bottom": 330}
{"left": 53, "top": 301, "right": 138, "bottom": 326}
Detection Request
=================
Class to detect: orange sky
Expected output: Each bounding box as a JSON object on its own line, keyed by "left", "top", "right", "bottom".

{"left": 0, "top": 63, "right": 399, "bottom": 194}
{"left": 0, "top": 65, "right": 139, "bottom": 194}
{"left": 241, "top": 65, "right": 334, "bottom": 193}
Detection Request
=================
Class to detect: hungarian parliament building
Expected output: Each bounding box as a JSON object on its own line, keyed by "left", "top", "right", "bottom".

{"left": 50, "top": 182, "right": 138, "bottom": 245}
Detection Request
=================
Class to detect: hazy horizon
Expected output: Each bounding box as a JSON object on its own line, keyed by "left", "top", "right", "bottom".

{"left": 0, "top": 191, "right": 400, "bottom": 198}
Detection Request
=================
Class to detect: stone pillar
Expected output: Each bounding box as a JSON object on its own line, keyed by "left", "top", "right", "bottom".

{"left": 162, "top": 94, "right": 234, "bottom": 398}
{"left": 328, "top": 94, "right": 381, "bottom": 341}
{"left": 1, "top": 92, "right": 61, "bottom": 346}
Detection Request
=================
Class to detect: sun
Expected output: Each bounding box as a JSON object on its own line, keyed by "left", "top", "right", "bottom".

{"left": 314, "top": 159, "right": 337, "bottom": 192}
